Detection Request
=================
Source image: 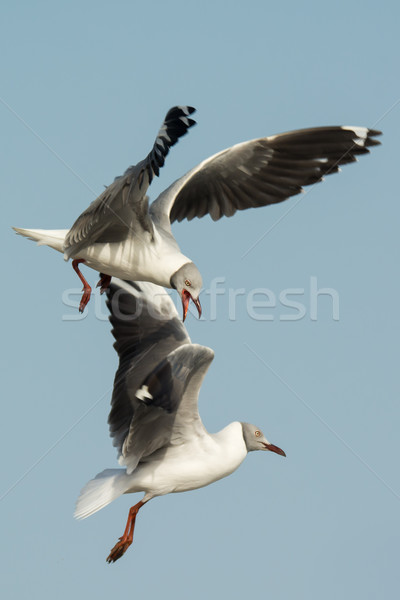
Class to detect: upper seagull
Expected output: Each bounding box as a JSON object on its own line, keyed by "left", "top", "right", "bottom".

{"left": 13, "top": 106, "right": 381, "bottom": 319}
{"left": 74, "top": 279, "right": 286, "bottom": 563}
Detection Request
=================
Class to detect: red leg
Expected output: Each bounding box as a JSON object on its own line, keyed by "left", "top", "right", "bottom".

{"left": 96, "top": 273, "right": 112, "bottom": 295}
{"left": 72, "top": 259, "right": 92, "bottom": 313}
{"left": 106, "top": 500, "right": 145, "bottom": 564}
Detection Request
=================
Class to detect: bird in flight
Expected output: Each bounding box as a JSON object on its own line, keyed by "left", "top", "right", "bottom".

{"left": 74, "top": 279, "right": 286, "bottom": 563}
{"left": 14, "top": 106, "right": 381, "bottom": 319}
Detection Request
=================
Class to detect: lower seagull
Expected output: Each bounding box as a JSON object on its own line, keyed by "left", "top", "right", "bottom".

{"left": 74, "top": 279, "right": 286, "bottom": 563}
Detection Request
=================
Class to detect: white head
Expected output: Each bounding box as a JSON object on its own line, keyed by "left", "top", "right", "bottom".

{"left": 241, "top": 422, "right": 286, "bottom": 456}
{"left": 170, "top": 262, "right": 202, "bottom": 321}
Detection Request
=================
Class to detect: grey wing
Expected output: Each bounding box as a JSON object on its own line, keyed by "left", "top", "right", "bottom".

{"left": 150, "top": 126, "right": 381, "bottom": 228}
{"left": 119, "top": 343, "right": 214, "bottom": 474}
{"left": 64, "top": 106, "right": 196, "bottom": 259}
{"left": 106, "top": 279, "right": 190, "bottom": 455}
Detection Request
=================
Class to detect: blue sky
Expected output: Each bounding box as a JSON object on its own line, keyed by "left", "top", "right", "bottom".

{"left": 2, "top": 1, "right": 399, "bottom": 598}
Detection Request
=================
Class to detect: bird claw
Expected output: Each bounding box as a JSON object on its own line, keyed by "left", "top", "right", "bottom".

{"left": 96, "top": 273, "right": 112, "bottom": 295}
{"left": 106, "top": 538, "right": 132, "bottom": 563}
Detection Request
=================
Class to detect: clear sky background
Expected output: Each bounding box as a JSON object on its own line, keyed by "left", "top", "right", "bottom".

{"left": 2, "top": 1, "right": 399, "bottom": 598}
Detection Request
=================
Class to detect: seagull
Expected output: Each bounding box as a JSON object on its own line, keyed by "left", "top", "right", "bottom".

{"left": 13, "top": 106, "right": 381, "bottom": 319}
{"left": 74, "top": 279, "right": 286, "bottom": 563}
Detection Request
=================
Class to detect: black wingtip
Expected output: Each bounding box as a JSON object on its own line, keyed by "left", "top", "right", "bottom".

{"left": 364, "top": 137, "right": 381, "bottom": 147}
{"left": 165, "top": 105, "right": 197, "bottom": 119}
{"left": 142, "top": 106, "right": 197, "bottom": 185}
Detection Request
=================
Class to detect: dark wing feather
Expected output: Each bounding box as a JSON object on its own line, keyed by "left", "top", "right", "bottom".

{"left": 141, "top": 106, "right": 196, "bottom": 185}
{"left": 106, "top": 280, "right": 190, "bottom": 454}
{"left": 120, "top": 343, "right": 214, "bottom": 474}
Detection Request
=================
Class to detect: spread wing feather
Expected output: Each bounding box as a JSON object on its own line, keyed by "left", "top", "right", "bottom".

{"left": 150, "top": 126, "right": 381, "bottom": 229}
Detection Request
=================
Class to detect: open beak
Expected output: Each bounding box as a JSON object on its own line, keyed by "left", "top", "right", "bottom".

{"left": 182, "top": 290, "right": 202, "bottom": 321}
{"left": 262, "top": 442, "right": 286, "bottom": 457}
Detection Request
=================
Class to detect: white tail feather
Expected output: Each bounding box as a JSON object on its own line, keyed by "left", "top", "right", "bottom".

{"left": 13, "top": 227, "right": 67, "bottom": 254}
{"left": 74, "top": 468, "right": 132, "bottom": 520}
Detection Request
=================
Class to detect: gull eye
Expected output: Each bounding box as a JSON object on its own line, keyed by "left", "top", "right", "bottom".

{"left": 255, "top": 430, "right": 261, "bottom": 438}
{"left": 185, "top": 279, "right": 192, "bottom": 287}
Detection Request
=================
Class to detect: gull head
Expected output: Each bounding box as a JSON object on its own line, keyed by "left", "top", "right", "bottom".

{"left": 241, "top": 422, "right": 286, "bottom": 456}
{"left": 170, "top": 262, "right": 202, "bottom": 321}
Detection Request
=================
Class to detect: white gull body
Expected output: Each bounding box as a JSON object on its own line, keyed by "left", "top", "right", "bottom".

{"left": 21, "top": 226, "right": 188, "bottom": 287}
{"left": 100, "top": 421, "right": 247, "bottom": 501}
{"left": 74, "top": 280, "right": 285, "bottom": 563}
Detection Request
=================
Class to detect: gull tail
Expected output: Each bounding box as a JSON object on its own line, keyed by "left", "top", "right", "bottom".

{"left": 74, "top": 468, "right": 132, "bottom": 520}
{"left": 13, "top": 227, "right": 67, "bottom": 254}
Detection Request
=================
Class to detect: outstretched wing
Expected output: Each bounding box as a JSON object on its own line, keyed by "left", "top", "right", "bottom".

{"left": 106, "top": 280, "right": 190, "bottom": 454}
{"left": 64, "top": 106, "right": 196, "bottom": 259}
{"left": 150, "top": 126, "right": 381, "bottom": 229}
